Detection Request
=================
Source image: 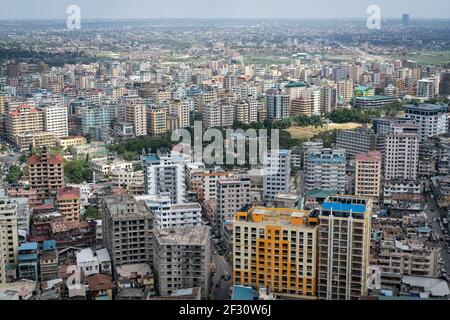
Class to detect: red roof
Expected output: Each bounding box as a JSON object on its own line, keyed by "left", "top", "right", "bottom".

{"left": 57, "top": 187, "right": 80, "bottom": 200}
{"left": 48, "top": 154, "right": 64, "bottom": 165}
{"left": 27, "top": 154, "right": 42, "bottom": 165}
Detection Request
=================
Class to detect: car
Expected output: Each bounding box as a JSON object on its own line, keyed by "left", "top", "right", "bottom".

{"left": 224, "top": 273, "right": 232, "bottom": 281}
{"left": 218, "top": 251, "right": 224, "bottom": 256}
{"left": 213, "top": 250, "right": 218, "bottom": 255}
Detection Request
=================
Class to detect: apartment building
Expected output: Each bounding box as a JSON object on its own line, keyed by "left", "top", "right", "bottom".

{"left": 56, "top": 187, "right": 81, "bottom": 222}
{"left": 378, "top": 240, "right": 440, "bottom": 282}
{"left": 317, "top": 195, "right": 373, "bottom": 300}
{"left": 125, "top": 103, "right": 147, "bottom": 137}
{"left": 336, "top": 128, "right": 377, "bottom": 158}
{"left": 101, "top": 195, "right": 153, "bottom": 267}
{"left": 16, "top": 131, "right": 56, "bottom": 152}
{"left": 217, "top": 175, "right": 251, "bottom": 224}
{"left": 384, "top": 124, "right": 420, "bottom": 181}
{"left": 233, "top": 206, "right": 319, "bottom": 299}
{"left": 355, "top": 151, "right": 382, "bottom": 199}
{"left": 142, "top": 149, "right": 187, "bottom": 204}
{"left": 263, "top": 150, "right": 291, "bottom": 202}
{"left": 148, "top": 108, "right": 167, "bottom": 136}
{"left": 304, "top": 148, "right": 346, "bottom": 193}
{"left": 404, "top": 104, "right": 448, "bottom": 142}
{"left": 27, "top": 147, "right": 65, "bottom": 199}
{"left": 153, "top": 226, "right": 211, "bottom": 299}
{"left": 266, "top": 90, "right": 290, "bottom": 121}
{"left": 0, "top": 197, "right": 18, "bottom": 284}
{"left": 41, "top": 103, "right": 69, "bottom": 138}
{"left": 169, "top": 100, "right": 190, "bottom": 129}
{"left": 5, "top": 104, "right": 44, "bottom": 145}
{"left": 136, "top": 194, "right": 202, "bottom": 229}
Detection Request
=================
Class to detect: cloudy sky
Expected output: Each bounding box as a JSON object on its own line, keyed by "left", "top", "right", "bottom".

{"left": 0, "top": 0, "right": 449, "bottom": 19}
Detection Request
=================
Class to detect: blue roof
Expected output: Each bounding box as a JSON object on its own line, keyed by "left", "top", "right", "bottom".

{"left": 231, "top": 285, "right": 255, "bottom": 300}
{"left": 322, "top": 202, "right": 366, "bottom": 214}
{"left": 143, "top": 155, "right": 160, "bottom": 162}
{"left": 43, "top": 240, "right": 56, "bottom": 251}
{"left": 18, "top": 242, "right": 38, "bottom": 251}
{"left": 17, "top": 253, "right": 38, "bottom": 262}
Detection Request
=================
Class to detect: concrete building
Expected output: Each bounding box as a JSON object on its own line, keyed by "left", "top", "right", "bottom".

{"left": 142, "top": 149, "right": 187, "bottom": 204}
{"left": 169, "top": 100, "right": 190, "bottom": 129}
{"left": 378, "top": 240, "right": 440, "bottom": 281}
{"left": 217, "top": 176, "right": 251, "bottom": 224}
{"left": 80, "top": 105, "right": 114, "bottom": 135}
{"left": 153, "top": 226, "right": 211, "bottom": 299}
{"left": 125, "top": 103, "right": 147, "bottom": 137}
{"left": 136, "top": 194, "right": 202, "bottom": 229}
{"left": 101, "top": 195, "right": 153, "bottom": 267}
{"left": 304, "top": 148, "right": 346, "bottom": 193}
{"left": 416, "top": 79, "right": 436, "bottom": 99}
{"left": 336, "top": 127, "right": 377, "bottom": 158}
{"left": 233, "top": 206, "right": 319, "bottom": 299}
{"left": 42, "top": 103, "right": 68, "bottom": 138}
{"left": 263, "top": 150, "right": 291, "bottom": 202}
{"left": 27, "top": 147, "right": 65, "bottom": 199}
{"left": 355, "top": 151, "right": 382, "bottom": 199}
{"left": 56, "top": 187, "right": 81, "bottom": 222}
{"left": 384, "top": 124, "right": 420, "bottom": 181}
{"left": 148, "top": 108, "right": 167, "bottom": 136}
{"left": 0, "top": 197, "right": 18, "bottom": 284}
{"left": 404, "top": 104, "right": 448, "bottom": 141}
{"left": 266, "top": 90, "right": 290, "bottom": 121}
{"left": 317, "top": 195, "right": 373, "bottom": 300}
{"left": 5, "top": 104, "right": 43, "bottom": 145}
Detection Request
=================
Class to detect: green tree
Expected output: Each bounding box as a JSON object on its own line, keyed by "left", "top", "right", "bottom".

{"left": 84, "top": 207, "right": 101, "bottom": 220}
{"left": 5, "top": 165, "right": 24, "bottom": 184}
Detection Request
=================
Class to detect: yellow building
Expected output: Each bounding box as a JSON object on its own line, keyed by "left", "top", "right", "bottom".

{"left": 148, "top": 108, "right": 167, "bottom": 136}
{"left": 57, "top": 136, "right": 87, "bottom": 151}
{"left": 233, "top": 206, "right": 319, "bottom": 299}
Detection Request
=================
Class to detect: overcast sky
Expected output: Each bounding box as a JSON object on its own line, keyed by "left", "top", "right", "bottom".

{"left": 0, "top": 0, "right": 449, "bottom": 19}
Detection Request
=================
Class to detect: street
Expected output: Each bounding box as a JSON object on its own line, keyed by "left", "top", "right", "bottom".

{"left": 212, "top": 252, "right": 232, "bottom": 300}
{"left": 423, "top": 198, "right": 450, "bottom": 277}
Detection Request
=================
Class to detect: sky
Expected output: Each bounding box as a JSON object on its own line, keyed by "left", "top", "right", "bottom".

{"left": 0, "top": 0, "right": 449, "bottom": 20}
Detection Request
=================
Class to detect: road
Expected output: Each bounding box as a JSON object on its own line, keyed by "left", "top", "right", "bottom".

{"left": 212, "top": 253, "right": 232, "bottom": 300}
{"left": 423, "top": 198, "right": 450, "bottom": 276}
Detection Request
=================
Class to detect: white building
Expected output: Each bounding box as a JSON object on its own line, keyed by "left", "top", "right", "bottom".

{"left": 142, "top": 149, "right": 187, "bottom": 204}
{"left": 0, "top": 197, "right": 18, "bottom": 284}
{"left": 136, "top": 194, "right": 202, "bottom": 229}
{"left": 76, "top": 248, "right": 100, "bottom": 277}
{"left": 41, "top": 103, "right": 69, "bottom": 138}
{"left": 416, "top": 79, "right": 436, "bottom": 100}
{"left": 263, "top": 149, "right": 291, "bottom": 202}
{"left": 404, "top": 104, "right": 448, "bottom": 141}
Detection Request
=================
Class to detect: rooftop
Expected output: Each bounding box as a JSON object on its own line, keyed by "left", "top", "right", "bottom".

{"left": 154, "top": 225, "right": 210, "bottom": 246}
{"left": 321, "top": 202, "right": 367, "bottom": 214}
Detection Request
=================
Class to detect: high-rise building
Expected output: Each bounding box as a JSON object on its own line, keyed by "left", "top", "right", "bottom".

{"left": 5, "top": 104, "right": 44, "bottom": 145}
{"left": 402, "top": 14, "right": 410, "bottom": 27}
{"left": 27, "top": 147, "right": 65, "bottom": 199}
{"left": 336, "top": 128, "right": 377, "bottom": 158}
{"left": 439, "top": 72, "right": 450, "bottom": 96}
{"left": 153, "top": 226, "right": 211, "bottom": 299}
{"left": 384, "top": 124, "right": 420, "bottom": 181}
{"left": 101, "top": 195, "right": 153, "bottom": 267}
{"left": 142, "top": 149, "right": 187, "bottom": 204}
{"left": 317, "top": 195, "right": 373, "bottom": 300}
{"left": 125, "top": 103, "right": 147, "bottom": 137}
{"left": 148, "top": 108, "right": 167, "bottom": 136}
{"left": 404, "top": 104, "right": 448, "bottom": 141}
{"left": 355, "top": 151, "right": 382, "bottom": 199}
{"left": 233, "top": 206, "right": 319, "bottom": 299}
{"left": 336, "top": 80, "right": 354, "bottom": 105}
{"left": 266, "top": 90, "right": 290, "bottom": 121}
{"left": 416, "top": 79, "right": 435, "bottom": 99}
{"left": 304, "top": 148, "right": 347, "bottom": 193}
{"left": 169, "top": 100, "right": 190, "bottom": 129}
{"left": 42, "top": 104, "right": 69, "bottom": 138}
{"left": 217, "top": 175, "right": 251, "bottom": 224}
{"left": 56, "top": 187, "right": 81, "bottom": 222}
{"left": 80, "top": 105, "right": 114, "bottom": 135}
{"left": 136, "top": 194, "right": 202, "bottom": 229}
{"left": 0, "top": 197, "right": 18, "bottom": 284}
{"left": 263, "top": 150, "right": 291, "bottom": 202}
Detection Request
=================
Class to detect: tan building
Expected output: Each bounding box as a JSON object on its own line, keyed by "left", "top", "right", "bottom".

{"left": 16, "top": 131, "right": 56, "bottom": 152}
{"left": 318, "top": 195, "right": 372, "bottom": 300}
{"left": 56, "top": 187, "right": 81, "bottom": 222}
{"left": 355, "top": 151, "right": 382, "bottom": 199}
{"left": 5, "top": 104, "right": 44, "bottom": 145}
{"left": 148, "top": 108, "right": 167, "bottom": 136}
{"left": 0, "top": 197, "right": 18, "bottom": 284}
{"left": 57, "top": 136, "right": 87, "bottom": 150}
{"left": 27, "top": 147, "right": 65, "bottom": 199}
{"left": 169, "top": 100, "right": 190, "bottom": 129}
{"left": 125, "top": 103, "right": 147, "bottom": 137}
{"left": 233, "top": 206, "right": 319, "bottom": 299}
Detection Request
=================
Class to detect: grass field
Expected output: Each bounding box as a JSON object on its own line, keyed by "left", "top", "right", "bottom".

{"left": 242, "top": 55, "right": 290, "bottom": 65}
{"left": 389, "top": 51, "right": 450, "bottom": 66}
{"left": 286, "top": 123, "right": 363, "bottom": 140}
